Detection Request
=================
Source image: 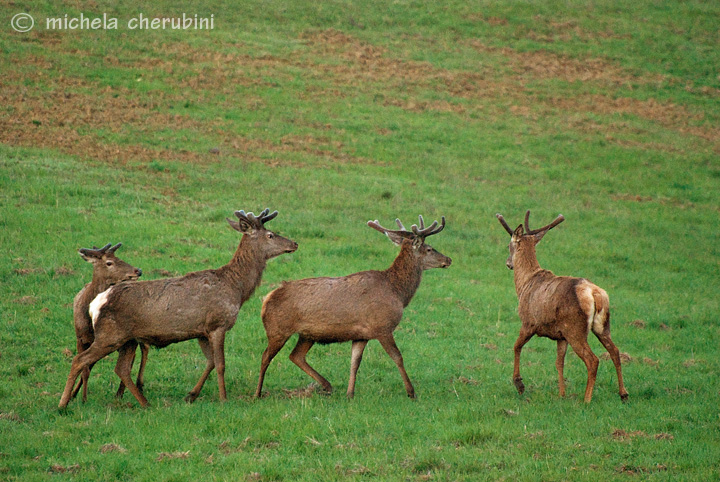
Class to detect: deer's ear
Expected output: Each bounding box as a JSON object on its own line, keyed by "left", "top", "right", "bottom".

{"left": 533, "top": 229, "right": 549, "bottom": 244}
{"left": 79, "top": 249, "right": 99, "bottom": 262}
{"left": 383, "top": 232, "right": 406, "bottom": 246}
{"left": 227, "top": 218, "right": 255, "bottom": 233}
{"left": 513, "top": 225, "right": 524, "bottom": 238}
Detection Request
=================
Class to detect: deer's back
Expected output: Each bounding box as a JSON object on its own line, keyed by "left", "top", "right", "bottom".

{"left": 262, "top": 270, "right": 404, "bottom": 343}
{"left": 96, "top": 270, "right": 241, "bottom": 343}
{"left": 518, "top": 271, "right": 588, "bottom": 338}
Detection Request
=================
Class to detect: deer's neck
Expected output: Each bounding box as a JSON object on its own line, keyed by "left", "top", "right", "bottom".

{"left": 219, "top": 236, "right": 267, "bottom": 304}
{"left": 385, "top": 244, "right": 423, "bottom": 307}
{"left": 513, "top": 244, "right": 543, "bottom": 296}
{"left": 79, "top": 277, "right": 114, "bottom": 310}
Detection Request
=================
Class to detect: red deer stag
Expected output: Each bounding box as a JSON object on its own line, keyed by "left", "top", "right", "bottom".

{"left": 496, "top": 210, "right": 628, "bottom": 403}
{"left": 59, "top": 209, "right": 297, "bottom": 408}
{"left": 254, "top": 215, "right": 451, "bottom": 399}
{"left": 71, "top": 243, "right": 144, "bottom": 402}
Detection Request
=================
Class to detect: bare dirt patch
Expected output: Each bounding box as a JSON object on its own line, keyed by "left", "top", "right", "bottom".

{"left": 156, "top": 451, "right": 190, "bottom": 462}
{"left": 3, "top": 27, "right": 715, "bottom": 165}
{"left": 468, "top": 40, "right": 646, "bottom": 85}
{"left": 600, "top": 352, "right": 633, "bottom": 363}
{"left": 0, "top": 75, "right": 212, "bottom": 165}
{"left": 548, "top": 94, "right": 718, "bottom": 142}
{"left": 0, "top": 70, "right": 369, "bottom": 167}
{"left": 99, "top": 443, "right": 127, "bottom": 454}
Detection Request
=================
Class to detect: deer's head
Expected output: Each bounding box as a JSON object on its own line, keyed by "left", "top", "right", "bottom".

{"left": 496, "top": 211, "right": 564, "bottom": 270}
{"left": 227, "top": 208, "right": 298, "bottom": 259}
{"left": 368, "top": 215, "right": 452, "bottom": 270}
{"left": 79, "top": 243, "right": 142, "bottom": 284}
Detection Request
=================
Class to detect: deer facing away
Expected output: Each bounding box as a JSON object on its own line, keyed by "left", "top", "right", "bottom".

{"left": 59, "top": 209, "right": 297, "bottom": 408}
{"left": 254, "top": 215, "right": 451, "bottom": 399}
{"left": 496, "top": 210, "right": 628, "bottom": 403}
{"left": 71, "top": 243, "right": 144, "bottom": 402}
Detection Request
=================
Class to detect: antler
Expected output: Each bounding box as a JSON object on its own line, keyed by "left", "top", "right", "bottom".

{"left": 411, "top": 215, "right": 445, "bottom": 238}
{"left": 368, "top": 215, "right": 445, "bottom": 241}
{"left": 235, "top": 208, "right": 279, "bottom": 227}
{"left": 367, "top": 218, "right": 414, "bottom": 240}
{"left": 80, "top": 243, "right": 113, "bottom": 257}
{"left": 496, "top": 214, "right": 514, "bottom": 235}
{"left": 524, "top": 210, "right": 565, "bottom": 235}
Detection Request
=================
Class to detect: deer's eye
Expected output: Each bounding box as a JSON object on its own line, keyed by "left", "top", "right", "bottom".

{"left": 106, "top": 261, "right": 114, "bottom": 267}
{"left": 266, "top": 233, "right": 274, "bottom": 239}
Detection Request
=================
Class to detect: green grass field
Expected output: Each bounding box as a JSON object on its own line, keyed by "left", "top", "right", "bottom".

{"left": 1, "top": 1, "right": 719, "bottom": 480}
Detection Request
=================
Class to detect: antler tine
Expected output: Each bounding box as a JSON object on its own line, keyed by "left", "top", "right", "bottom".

{"left": 368, "top": 219, "right": 414, "bottom": 239}
{"left": 411, "top": 216, "right": 445, "bottom": 237}
{"left": 418, "top": 215, "right": 425, "bottom": 230}
{"left": 496, "top": 214, "right": 514, "bottom": 235}
{"left": 433, "top": 216, "right": 446, "bottom": 235}
{"left": 260, "top": 209, "right": 279, "bottom": 224}
{"left": 108, "top": 242, "right": 122, "bottom": 253}
{"left": 533, "top": 214, "right": 565, "bottom": 234}
{"left": 526, "top": 213, "right": 565, "bottom": 235}
{"left": 79, "top": 243, "right": 113, "bottom": 258}
{"left": 524, "top": 210, "right": 531, "bottom": 233}
{"left": 235, "top": 210, "right": 247, "bottom": 219}
{"left": 368, "top": 219, "right": 387, "bottom": 234}
{"left": 395, "top": 218, "right": 407, "bottom": 231}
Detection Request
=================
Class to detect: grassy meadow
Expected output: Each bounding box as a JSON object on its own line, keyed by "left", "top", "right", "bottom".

{"left": 1, "top": 0, "right": 719, "bottom": 480}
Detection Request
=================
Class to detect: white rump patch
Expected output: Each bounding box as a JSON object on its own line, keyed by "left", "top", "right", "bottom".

{"left": 89, "top": 287, "right": 113, "bottom": 328}
{"left": 592, "top": 306, "right": 606, "bottom": 334}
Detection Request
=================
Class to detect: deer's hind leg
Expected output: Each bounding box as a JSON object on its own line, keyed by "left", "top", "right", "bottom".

{"left": 254, "top": 334, "right": 291, "bottom": 398}
{"left": 114, "top": 341, "right": 149, "bottom": 407}
{"left": 566, "top": 336, "right": 599, "bottom": 403}
{"left": 289, "top": 336, "right": 332, "bottom": 393}
{"left": 592, "top": 314, "right": 628, "bottom": 402}
{"left": 59, "top": 342, "right": 121, "bottom": 409}
{"left": 556, "top": 339, "right": 568, "bottom": 398}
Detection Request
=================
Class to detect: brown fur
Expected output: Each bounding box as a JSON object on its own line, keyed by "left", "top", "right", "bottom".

{"left": 498, "top": 212, "right": 628, "bottom": 403}
{"left": 254, "top": 218, "right": 451, "bottom": 399}
{"left": 59, "top": 210, "right": 297, "bottom": 408}
{"left": 71, "top": 244, "right": 143, "bottom": 402}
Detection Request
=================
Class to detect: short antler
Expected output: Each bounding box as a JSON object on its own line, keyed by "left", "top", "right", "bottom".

{"left": 235, "top": 208, "right": 279, "bottom": 228}
{"left": 411, "top": 215, "right": 445, "bottom": 238}
{"left": 367, "top": 219, "right": 414, "bottom": 240}
{"left": 524, "top": 210, "right": 565, "bottom": 235}
{"left": 496, "top": 214, "right": 514, "bottom": 235}
{"left": 368, "top": 215, "right": 445, "bottom": 242}
{"left": 79, "top": 243, "right": 114, "bottom": 258}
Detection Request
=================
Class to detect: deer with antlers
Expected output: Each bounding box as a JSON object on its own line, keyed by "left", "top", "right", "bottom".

{"left": 59, "top": 209, "right": 297, "bottom": 408}
{"left": 254, "top": 215, "right": 451, "bottom": 399}
{"left": 71, "top": 243, "right": 144, "bottom": 403}
{"left": 496, "top": 211, "right": 628, "bottom": 403}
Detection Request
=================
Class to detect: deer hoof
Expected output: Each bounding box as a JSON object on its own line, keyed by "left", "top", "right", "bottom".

{"left": 513, "top": 377, "right": 525, "bottom": 394}
{"left": 184, "top": 393, "right": 198, "bottom": 403}
{"left": 620, "top": 393, "right": 629, "bottom": 403}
